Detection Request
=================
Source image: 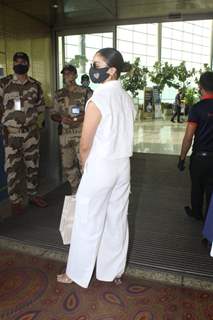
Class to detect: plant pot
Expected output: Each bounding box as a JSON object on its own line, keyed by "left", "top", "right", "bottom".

{"left": 163, "top": 109, "right": 172, "bottom": 120}
{"left": 135, "top": 105, "right": 144, "bottom": 121}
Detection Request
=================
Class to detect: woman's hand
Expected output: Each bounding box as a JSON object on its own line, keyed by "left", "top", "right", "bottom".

{"left": 80, "top": 101, "right": 101, "bottom": 165}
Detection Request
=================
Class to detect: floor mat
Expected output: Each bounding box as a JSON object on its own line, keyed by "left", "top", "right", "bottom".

{"left": 0, "top": 153, "right": 212, "bottom": 277}
{"left": 0, "top": 248, "right": 213, "bottom": 320}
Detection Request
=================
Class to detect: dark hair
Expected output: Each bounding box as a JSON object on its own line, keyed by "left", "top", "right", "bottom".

{"left": 199, "top": 71, "right": 213, "bottom": 92}
{"left": 61, "top": 64, "right": 77, "bottom": 75}
{"left": 81, "top": 74, "right": 89, "bottom": 81}
{"left": 97, "top": 47, "right": 131, "bottom": 77}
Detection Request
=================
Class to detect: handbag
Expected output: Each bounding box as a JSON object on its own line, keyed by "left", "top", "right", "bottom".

{"left": 59, "top": 195, "right": 76, "bottom": 245}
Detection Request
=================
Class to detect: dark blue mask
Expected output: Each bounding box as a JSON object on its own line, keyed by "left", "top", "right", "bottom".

{"left": 89, "top": 66, "right": 109, "bottom": 83}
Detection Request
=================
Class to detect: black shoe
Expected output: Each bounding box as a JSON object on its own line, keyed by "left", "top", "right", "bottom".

{"left": 184, "top": 206, "right": 203, "bottom": 221}
{"left": 171, "top": 119, "right": 175, "bottom": 123}
{"left": 184, "top": 206, "right": 193, "bottom": 217}
{"left": 201, "top": 237, "right": 211, "bottom": 249}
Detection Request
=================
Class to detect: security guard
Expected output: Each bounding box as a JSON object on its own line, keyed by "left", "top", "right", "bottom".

{"left": 51, "top": 65, "right": 92, "bottom": 194}
{"left": 178, "top": 71, "right": 213, "bottom": 221}
{"left": 81, "top": 73, "right": 93, "bottom": 101}
{"left": 0, "top": 52, "right": 48, "bottom": 215}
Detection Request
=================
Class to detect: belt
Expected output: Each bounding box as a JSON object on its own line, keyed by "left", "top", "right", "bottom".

{"left": 7, "top": 124, "right": 38, "bottom": 134}
{"left": 62, "top": 123, "right": 82, "bottom": 132}
{"left": 193, "top": 152, "right": 213, "bottom": 157}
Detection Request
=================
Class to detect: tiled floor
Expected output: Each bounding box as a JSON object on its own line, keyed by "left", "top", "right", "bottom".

{"left": 134, "top": 119, "right": 187, "bottom": 155}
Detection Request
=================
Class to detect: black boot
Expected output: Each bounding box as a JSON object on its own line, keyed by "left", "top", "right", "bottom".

{"left": 184, "top": 206, "right": 203, "bottom": 221}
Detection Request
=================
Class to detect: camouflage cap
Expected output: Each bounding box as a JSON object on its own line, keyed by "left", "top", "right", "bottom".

{"left": 13, "top": 52, "right": 29, "bottom": 64}
{"left": 61, "top": 64, "right": 77, "bottom": 75}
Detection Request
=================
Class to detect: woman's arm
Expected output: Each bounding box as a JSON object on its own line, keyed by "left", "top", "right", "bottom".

{"left": 80, "top": 101, "right": 101, "bottom": 168}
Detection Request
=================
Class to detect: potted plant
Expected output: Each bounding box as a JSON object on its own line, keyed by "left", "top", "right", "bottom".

{"left": 149, "top": 61, "right": 177, "bottom": 119}
{"left": 121, "top": 57, "right": 149, "bottom": 120}
{"left": 184, "top": 87, "right": 199, "bottom": 115}
{"left": 149, "top": 61, "right": 177, "bottom": 93}
{"left": 69, "top": 54, "right": 88, "bottom": 73}
{"left": 195, "top": 63, "right": 211, "bottom": 84}
{"left": 173, "top": 61, "right": 196, "bottom": 94}
{"left": 161, "top": 102, "right": 173, "bottom": 119}
{"left": 121, "top": 57, "right": 148, "bottom": 98}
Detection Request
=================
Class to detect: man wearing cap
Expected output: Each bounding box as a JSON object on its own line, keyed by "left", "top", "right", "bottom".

{"left": 0, "top": 52, "right": 48, "bottom": 215}
{"left": 51, "top": 65, "right": 92, "bottom": 194}
{"left": 81, "top": 74, "right": 93, "bottom": 104}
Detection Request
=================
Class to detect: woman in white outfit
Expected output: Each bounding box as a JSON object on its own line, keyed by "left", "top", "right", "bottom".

{"left": 57, "top": 48, "right": 135, "bottom": 288}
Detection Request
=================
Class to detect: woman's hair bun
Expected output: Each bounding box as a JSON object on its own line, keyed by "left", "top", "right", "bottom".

{"left": 96, "top": 48, "right": 131, "bottom": 76}
{"left": 121, "top": 62, "right": 132, "bottom": 73}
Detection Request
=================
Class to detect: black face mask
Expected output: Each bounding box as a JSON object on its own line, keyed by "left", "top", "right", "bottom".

{"left": 13, "top": 64, "right": 29, "bottom": 75}
{"left": 81, "top": 80, "right": 90, "bottom": 88}
{"left": 89, "top": 66, "right": 109, "bottom": 83}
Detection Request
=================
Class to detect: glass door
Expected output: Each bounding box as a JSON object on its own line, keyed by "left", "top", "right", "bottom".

{"left": 57, "top": 31, "right": 114, "bottom": 89}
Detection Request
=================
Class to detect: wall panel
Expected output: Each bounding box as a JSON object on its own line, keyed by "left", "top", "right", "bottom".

{"left": 0, "top": 3, "right": 53, "bottom": 104}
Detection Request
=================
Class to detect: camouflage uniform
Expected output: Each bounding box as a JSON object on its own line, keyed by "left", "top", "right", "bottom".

{"left": 53, "top": 86, "right": 91, "bottom": 194}
{"left": 0, "top": 74, "right": 45, "bottom": 204}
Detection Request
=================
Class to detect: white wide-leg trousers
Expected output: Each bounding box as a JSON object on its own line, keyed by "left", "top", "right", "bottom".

{"left": 66, "top": 156, "right": 130, "bottom": 288}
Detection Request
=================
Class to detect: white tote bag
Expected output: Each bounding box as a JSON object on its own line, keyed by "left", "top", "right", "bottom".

{"left": 59, "top": 195, "right": 76, "bottom": 245}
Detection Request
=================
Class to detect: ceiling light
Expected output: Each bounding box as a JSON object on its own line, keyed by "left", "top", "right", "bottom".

{"left": 52, "top": 4, "right": 59, "bottom": 9}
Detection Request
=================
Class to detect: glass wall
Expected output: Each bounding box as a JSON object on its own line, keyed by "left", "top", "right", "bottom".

{"left": 57, "top": 19, "right": 213, "bottom": 102}
{"left": 161, "top": 20, "right": 212, "bottom": 69}
{"left": 58, "top": 32, "right": 113, "bottom": 88}
{"left": 117, "top": 24, "right": 158, "bottom": 67}
{"left": 117, "top": 23, "right": 158, "bottom": 104}
{"left": 161, "top": 20, "right": 212, "bottom": 102}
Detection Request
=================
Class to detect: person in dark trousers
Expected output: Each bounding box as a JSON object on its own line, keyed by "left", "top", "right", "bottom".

{"left": 171, "top": 89, "right": 182, "bottom": 123}
{"left": 178, "top": 71, "right": 213, "bottom": 222}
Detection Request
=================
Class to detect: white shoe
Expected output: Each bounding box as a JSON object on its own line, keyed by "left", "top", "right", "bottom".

{"left": 210, "top": 243, "right": 213, "bottom": 257}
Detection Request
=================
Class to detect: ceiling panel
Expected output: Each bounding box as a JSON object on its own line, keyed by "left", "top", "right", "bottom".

{"left": 2, "top": 0, "right": 213, "bottom": 28}
{"left": 1, "top": 0, "right": 51, "bottom": 25}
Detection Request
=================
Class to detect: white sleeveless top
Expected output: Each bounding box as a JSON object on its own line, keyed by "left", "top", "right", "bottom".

{"left": 86, "top": 80, "right": 135, "bottom": 160}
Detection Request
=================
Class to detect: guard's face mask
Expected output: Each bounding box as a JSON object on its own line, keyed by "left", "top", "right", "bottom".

{"left": 82, "top": 80, "right": 90, "bottom": 88}
{"left": 89, "top": 65, "right": 109, "bottom": 83}
{"left": 13, "top": 64, "right": 29, "bottom": 75}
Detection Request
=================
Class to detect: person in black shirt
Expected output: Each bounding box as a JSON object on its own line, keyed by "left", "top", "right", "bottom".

{"left": 178, "top": 71, "right": 213, "bottom": 221}
{"left": 171, "top": 89, "right": 183, "bottom": 123}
